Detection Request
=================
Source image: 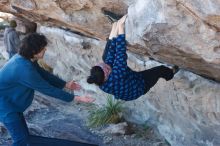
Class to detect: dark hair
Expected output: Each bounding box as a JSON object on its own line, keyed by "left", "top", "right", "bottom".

{"left": 87, "top": 66, "right": 105, "bottom": 86}
{"left": 19, "top": 33, "right": 47, "bottom": 59}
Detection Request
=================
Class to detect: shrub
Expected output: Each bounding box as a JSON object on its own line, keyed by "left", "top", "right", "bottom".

{"left": 88, "top": 95, "right": 123, "bottom": 127}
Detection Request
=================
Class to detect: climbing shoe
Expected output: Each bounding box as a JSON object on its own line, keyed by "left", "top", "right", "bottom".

{"left": 172, "top": 65, "right": 179, "bottom": 75}
{"left": 102, "top": 9, "right": 123, "bottom": 23}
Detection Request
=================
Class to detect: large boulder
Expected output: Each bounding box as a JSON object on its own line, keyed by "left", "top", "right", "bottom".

{"left": 0, "top": 0, "right": 220, "bottom": 81}
{"left": 126, "top": 0, "right": 220, "bottom": 81}
{"left": 1, "top": 0, "right": 220, "bottom": 146}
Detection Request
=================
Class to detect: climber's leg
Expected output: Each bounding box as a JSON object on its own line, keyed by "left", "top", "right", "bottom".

{"left": 141, "top": 65, "right": 175, "bottom": 93}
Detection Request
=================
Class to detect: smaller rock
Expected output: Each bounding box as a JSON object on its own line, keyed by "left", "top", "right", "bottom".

{"left": 103, "top": 136, "right": 112, "bottom": 144}
{"left": 131, "top": 134, "right": 136, "bottom": 138}
{"left": 100, "top": 122, "right": 128, "bottom": 135}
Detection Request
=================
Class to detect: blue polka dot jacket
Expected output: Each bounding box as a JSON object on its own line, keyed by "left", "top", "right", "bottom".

{"left": 100, "top": 34, "right": 146, "bottom": 101}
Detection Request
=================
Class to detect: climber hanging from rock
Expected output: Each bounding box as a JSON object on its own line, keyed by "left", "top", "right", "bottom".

{"left": 87, "top": 15, "right": 179, "bottom": 101}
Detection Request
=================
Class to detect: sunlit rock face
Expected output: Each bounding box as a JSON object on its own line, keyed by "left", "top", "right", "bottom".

{"left": 0, "top": 0, "right": 220, "bottom": 81}
{"left": 0, "top": 0, "right": 129, "bottom": 39}
{"left": 1, "top": 0, "right": 220, "bottom": 145}
{"left": 126, "top": 0, "right": 220, "bottom": 82}
{"left": 123, "top": 72, "right": 220, "bottom": 146}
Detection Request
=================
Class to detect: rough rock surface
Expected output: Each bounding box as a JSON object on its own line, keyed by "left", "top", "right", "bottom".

{"left": 0, "top": 0, "right": 220, "bottom": 146}
{"left": 0, "top": 0, "right": 220, "bottom": 81}
{"left": 126, "top": 0, "right": 220, "bottom": 82}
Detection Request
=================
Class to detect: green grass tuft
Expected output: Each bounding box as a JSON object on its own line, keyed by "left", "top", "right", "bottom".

{"left": 88, "top": 95, "right": 123, "bottom": 127}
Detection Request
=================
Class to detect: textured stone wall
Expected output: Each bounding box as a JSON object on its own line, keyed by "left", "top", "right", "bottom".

{"left": 0, "top": 0, "right": 220, "bottom": 81}
{"left": 126, "top": 0, "right": 220, "bottom": 82}
{"left": 1, "top": 0, "right": 220, "bottom": 145}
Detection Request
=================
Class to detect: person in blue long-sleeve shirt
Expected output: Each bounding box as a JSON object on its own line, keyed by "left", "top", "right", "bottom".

{"left": 87, "top": 15, "right": 179, "bottom": 101}
{"left": 0, "top": 33, "right": 95, "bottom": 146}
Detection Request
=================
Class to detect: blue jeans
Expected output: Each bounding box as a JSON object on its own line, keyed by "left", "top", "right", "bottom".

{"left": 2, "top": 113, "right": 98, "bottom": 146}
{"left": 3, "top": 112, "right": 30, "bottom": 146}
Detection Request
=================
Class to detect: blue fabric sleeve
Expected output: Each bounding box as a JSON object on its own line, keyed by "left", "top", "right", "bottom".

{"left": 33, "top": 61, "right": 66, "bottom": 89}
{"left": 111, "top": 34, "right": 128, "bottom": 79}
{"left": 104, "top": 38, "right": 116, "bottom": 68}
{"left": 18, "top": 64, "right": 73, "bottom": 102}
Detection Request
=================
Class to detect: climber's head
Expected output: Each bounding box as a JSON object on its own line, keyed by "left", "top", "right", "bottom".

{"left": 9, "top": 20, "right": 17, "bottom": 28}
{"left": 19, "top": 33, "right": 48, "bottom": 60}
{"left": 87, "top": 63, "right": 112, "bottom": 86}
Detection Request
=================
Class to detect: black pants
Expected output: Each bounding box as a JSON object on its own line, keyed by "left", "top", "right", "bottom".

{"left": 140, "top": 65, "right": 174, "bottom": 93}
